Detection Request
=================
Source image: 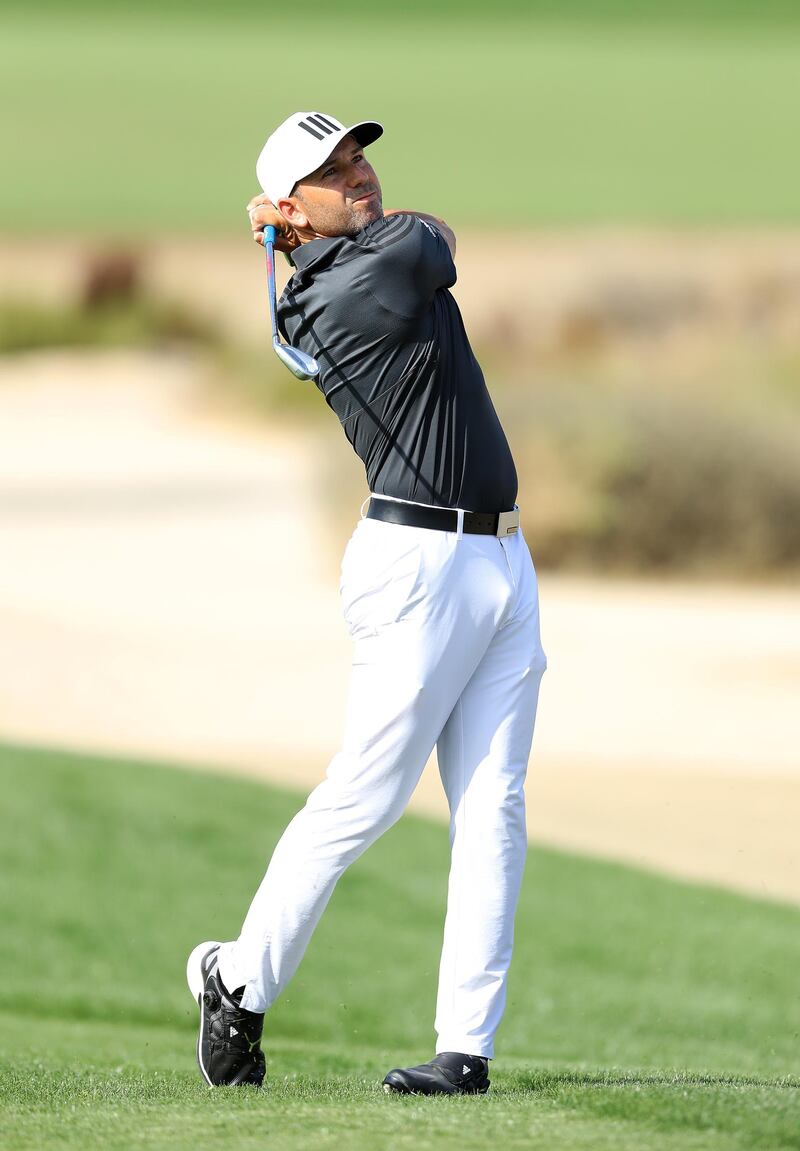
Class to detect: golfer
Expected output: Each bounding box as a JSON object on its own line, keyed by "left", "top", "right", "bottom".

{"left": 187, "top": 111, "right": 547, "bottom": 1096}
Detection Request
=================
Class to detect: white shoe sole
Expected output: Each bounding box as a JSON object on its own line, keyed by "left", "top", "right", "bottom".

{"left": 186, "top": 939, "right": 222, "bottom": 1004}
{"left": 186, "top": 939, "right": 222, "bottom": 1087}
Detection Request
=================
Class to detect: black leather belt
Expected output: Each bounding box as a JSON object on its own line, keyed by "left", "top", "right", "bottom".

{"left": 366, "top": 497, "right": 520, "bottom": 537}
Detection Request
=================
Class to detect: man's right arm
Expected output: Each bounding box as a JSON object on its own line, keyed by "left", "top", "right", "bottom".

{"left": 358, "top": 213, "right": 457, "bottom": 318}
{"left": 383, "top": 209, "right": 456, "bottom": 260}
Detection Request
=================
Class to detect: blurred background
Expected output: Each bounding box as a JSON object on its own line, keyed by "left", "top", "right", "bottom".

{"left": 1, "top": 0, "right": 799, "bottom": 904}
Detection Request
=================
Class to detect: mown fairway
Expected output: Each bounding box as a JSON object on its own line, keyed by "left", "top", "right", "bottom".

{"left": 0, "top": 742, "right": 798, "bottom": 1150}
{"left": 2, "top": 6, "right": 800, "bottom": 233}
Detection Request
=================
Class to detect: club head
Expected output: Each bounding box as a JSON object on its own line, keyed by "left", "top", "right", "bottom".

{"left": 273, "top": 339, "right": 320, "bottom": 381}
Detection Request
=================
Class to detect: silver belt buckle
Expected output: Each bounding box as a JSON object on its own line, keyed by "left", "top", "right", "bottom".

{"left": 496, "top": 508, "right": 520, "bottom": 537}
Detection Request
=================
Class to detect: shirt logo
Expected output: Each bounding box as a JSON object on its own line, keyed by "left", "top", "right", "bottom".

{"left": 298, "top": 114, "right": 341, "bottom": 141}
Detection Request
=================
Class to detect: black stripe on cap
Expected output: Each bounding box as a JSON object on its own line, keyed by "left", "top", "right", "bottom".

{"left": 298, "top": 121, "right": 325, "bottom": 141}
{"left": 307, "top": 114, "right": 338, "bottom": 136}
{"left": 311, "top": 113, "right": 341, "bottom": 133}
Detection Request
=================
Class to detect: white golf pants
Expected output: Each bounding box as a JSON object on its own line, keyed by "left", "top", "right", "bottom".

{"left": 218, "top": 513, "right": 546, "bottom": 1058}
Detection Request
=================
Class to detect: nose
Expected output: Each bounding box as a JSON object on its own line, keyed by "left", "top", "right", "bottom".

{"left": 346, "top": 163, "right": 367, "bottom": 189}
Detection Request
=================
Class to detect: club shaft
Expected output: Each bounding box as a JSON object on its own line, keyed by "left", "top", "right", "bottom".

{"left": 263, "top": 225, "right": 280, "bottom": 344}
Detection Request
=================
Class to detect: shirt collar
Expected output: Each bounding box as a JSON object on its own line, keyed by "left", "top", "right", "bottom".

{"left": 289, "top": 235, "right": 344, "bottom": 272}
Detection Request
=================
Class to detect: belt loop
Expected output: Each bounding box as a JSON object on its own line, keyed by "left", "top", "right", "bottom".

{"left": 456, "top": 508, "right": 465, "bottom": 539}
{"left": 360, "top": 495, "right": 371, "bottom": 520}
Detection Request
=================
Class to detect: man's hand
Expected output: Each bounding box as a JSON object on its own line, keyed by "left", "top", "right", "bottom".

{"left": 246, "top": 194, "right": 300, "bottom": 253}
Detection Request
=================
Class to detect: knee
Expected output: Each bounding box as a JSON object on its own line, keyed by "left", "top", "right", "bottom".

{"left": 454, "top": 777, "right": 527, "bottom": 846}
{"left": 302, "top": 774, "right": 410, "bottom": 863}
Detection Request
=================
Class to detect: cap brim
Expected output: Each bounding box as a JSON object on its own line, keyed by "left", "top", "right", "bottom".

{"left": 346, "top": 120, "right": 384, "bottom": 149}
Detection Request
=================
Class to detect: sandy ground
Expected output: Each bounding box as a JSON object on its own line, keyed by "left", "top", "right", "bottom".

{"left": 1, "top": 350, "right": 798, "bottom": 904}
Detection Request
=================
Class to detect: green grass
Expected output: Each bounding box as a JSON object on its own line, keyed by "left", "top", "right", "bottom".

{"left": 0, "top": 743, "right": 798, "bottom": 1149}
{"left": 2, "top": 10, "right": 800, "bottom": 233}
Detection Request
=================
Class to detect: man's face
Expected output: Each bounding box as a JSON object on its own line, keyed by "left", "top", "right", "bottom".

{"left": 291, "top": 134, "right": 383, "bottom": 237}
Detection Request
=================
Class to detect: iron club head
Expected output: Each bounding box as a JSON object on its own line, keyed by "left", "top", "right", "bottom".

{"left": 272, "top": 338, "right": 320, "bottom": 381}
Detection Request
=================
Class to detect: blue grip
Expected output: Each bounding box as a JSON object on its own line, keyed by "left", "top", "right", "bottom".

{"left": 264, "top": 225, "right": 277, "bottom": 246}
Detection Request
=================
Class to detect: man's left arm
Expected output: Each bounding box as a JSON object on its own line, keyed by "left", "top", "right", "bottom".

{"left": 383, "top": 210, "right": 456, "bottom": 260}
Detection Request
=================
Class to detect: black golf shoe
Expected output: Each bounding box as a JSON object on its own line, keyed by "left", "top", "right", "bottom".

{"left": 383, "top": 1051, "right": 490, "bottom": 1095}
{"left": 186, "top": 940, "right": 266, "bottom": 1087}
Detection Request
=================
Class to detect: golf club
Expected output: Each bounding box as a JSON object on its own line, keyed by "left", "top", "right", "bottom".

{"left": 262, "top": 225, "right": 320, "bottom": 380}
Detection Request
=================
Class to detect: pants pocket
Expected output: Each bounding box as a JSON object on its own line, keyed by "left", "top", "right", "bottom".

{"left": 340, "top": 522, "right": 426, "bottom": 638}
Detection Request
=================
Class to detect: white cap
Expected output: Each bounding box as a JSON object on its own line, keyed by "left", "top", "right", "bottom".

{"left": 256, "top": 112, "right": 383, "bottom": 205}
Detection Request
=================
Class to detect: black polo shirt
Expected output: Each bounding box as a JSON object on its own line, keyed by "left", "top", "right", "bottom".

{"left": 278, "top": 213, "right": 517, "bottom": 513}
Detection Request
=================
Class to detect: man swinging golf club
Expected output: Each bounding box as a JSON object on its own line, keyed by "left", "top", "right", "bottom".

{"left": 187, "top": 110, "right": 547, "bottom": 1096}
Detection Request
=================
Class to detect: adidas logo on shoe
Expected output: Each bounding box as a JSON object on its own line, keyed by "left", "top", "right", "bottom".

{"left": 383, "top": 1052, "right": 490, "bottom": 1095}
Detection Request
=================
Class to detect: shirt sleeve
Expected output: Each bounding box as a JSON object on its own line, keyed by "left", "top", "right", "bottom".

{"left": 356, "top": 213, "right": 456, "bottom": 317}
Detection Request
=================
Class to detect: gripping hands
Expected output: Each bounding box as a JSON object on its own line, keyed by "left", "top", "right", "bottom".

{"left": 246, "top": 194, "right": 300, "bottom": 253}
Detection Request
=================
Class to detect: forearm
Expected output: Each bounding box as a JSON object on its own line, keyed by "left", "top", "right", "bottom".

{"left": 383, "top": 209, "right": 456, "bottom": 259}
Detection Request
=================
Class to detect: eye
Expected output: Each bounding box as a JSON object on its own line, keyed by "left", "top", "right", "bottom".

{"left": 322, "top": 166, "right": 336, "bottom": 179}
{"left": 353, "top": 153, "right": 364, "bottom": 163}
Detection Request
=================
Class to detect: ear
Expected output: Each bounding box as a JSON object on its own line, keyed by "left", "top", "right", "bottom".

{"left": 277, "top": 196, "right": 309, "bottom": 231}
